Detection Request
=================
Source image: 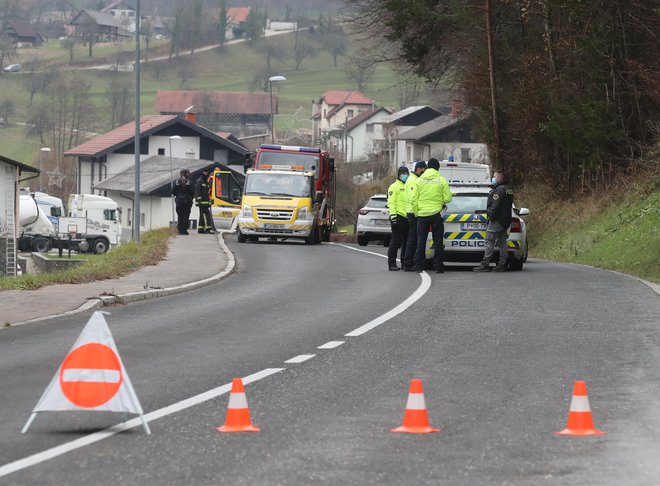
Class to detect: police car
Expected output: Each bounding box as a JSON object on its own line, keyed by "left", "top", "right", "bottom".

{"left": 426, "top": 185, "right": 530, "bottom": 270}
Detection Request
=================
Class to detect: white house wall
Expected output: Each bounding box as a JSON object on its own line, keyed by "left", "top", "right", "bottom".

{"left": 395, "top": 141, "right": 490, "bottom": 166}
{"left": 108, "top": 191, "right": 201, "bottom": 239}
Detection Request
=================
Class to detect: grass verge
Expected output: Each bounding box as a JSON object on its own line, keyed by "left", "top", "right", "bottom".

{"left": 519, "top": 164, "right": 659, "bottom": 283}
{"left": 0, "top": 228, "right": 172, "bottom": 291}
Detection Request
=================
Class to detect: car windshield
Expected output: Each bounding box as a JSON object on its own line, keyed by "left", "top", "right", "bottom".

{"left": 245, "top": 173, "right": 311, "bottom": 197}
{"left": 445, "top": 194, "right": 488, "bottom": 213}
{"left": 367, "top": 198, "right": 388, "bottom": 208}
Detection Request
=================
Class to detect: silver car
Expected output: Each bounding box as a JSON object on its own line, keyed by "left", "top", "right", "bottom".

{"left": 425, "top": 186, "right": 530, "bottom": 270}
{"left": 356, "top": 194, "right": 391, "bottom": 246}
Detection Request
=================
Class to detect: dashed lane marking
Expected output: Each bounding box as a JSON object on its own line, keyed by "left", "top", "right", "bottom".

{"left": 284, "top": 354, "right": 316, "bottom": 364}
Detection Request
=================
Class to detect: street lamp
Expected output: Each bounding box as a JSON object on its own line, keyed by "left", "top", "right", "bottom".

{"left": 169, "top": 135, "right": 181, "bottom": 224}
{"left": 268, "top": 75, "right": 286, "bottom": 143}
{"left": 39, "top": 147, "right": 51, "bottom": 192}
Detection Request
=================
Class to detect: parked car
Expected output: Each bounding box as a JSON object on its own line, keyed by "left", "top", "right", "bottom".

{"left": 3, "top": 64, "right": 22, "bottom": 73}
{"left": 356, "top": 194, "right": 391, "bottom": 246}
{"left": 425, "top": 186, "right": 530, "bottom": 270}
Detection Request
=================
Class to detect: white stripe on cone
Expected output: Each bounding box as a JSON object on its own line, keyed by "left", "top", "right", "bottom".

{"left": 227, "top": 392, "right": 248, "bottom": 409}
{"left": 405, "top": 393, "right": 427, "bottom": 410}
{"left": 569, "top": 395, "right": 591, "bottom": 412}
{"left": 61, "top": 369, "right": 121, "bottom": 383}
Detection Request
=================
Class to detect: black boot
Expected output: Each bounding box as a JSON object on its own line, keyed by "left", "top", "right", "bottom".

{"left": 473, "top": 263, "right": 491, "bottom": 272}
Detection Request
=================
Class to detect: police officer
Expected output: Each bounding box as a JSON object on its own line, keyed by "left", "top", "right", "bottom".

{"left": 474, "top": 169, "right": 514, "bottom": 272}
{"left": 387, "top": 166, "right": 409, "bottom": 271}
{"left": 403, "top": 160, "right": 426, "bottom": 271}
{"left": 171, "top": 169, "right": 194, "bottom": 235}
{"left": 411, "top": 158, "right": 452, "bottom": 273}
{"left": 195, "top": 168, "right": 216, "bottom": 234}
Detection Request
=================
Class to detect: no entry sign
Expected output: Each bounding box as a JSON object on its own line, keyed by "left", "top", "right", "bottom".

{"left": 22, "top": 311, "right": 150, "bottom": 434}
{"left": 59, "top": 343, "right": 123, "bottom": 408}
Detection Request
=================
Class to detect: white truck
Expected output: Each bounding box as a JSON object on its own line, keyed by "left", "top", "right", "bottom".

{"left": 60, "top": 194, "right": 122, "bottom": 254}
{"left": 18, "top": 191, "right": 121, "bottom": 254}
{"left": 18, "top": 189, "right": 58, "bottom": 253}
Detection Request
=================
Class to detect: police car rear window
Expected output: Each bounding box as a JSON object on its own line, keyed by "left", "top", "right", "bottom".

{"left": 446, "top": 194, "right": 488, "bottom": 213}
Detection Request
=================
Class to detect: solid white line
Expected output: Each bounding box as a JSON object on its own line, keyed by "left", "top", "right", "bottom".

{"left": 318, "top": 341, "right": 344, "bottom": 349}
{"left": 330, "top": 243, "right": 432, "bottom": 337}
{"left": 284, "top": 354, "right": 316, "bottom": 364}
{"left": 0, "top": 368, "right": 284, "bottom": 479}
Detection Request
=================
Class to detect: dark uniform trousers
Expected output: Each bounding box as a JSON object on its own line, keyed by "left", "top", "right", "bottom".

{"left": 388, "top": 218, "right": 409, "bottom": 268}
{"left": 175, "top": 196, "right": 193, "bottom": 234}
{"left": 415, "top": 212, "right": 444, "bottom": 271}
{"left": 403, "top": 215, "right": 418, "bottom": 269}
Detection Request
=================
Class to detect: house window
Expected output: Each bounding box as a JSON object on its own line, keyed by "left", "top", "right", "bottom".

{"left": 366, "top": 124, "right": 374, "bottom": 134}
{"left": 127, "top": 208, "right": 132, "bottom": 227}
{"left": 158, "top": 148, "right": 165, "bottom": 155}
{"left": 141, "top": 212, "right": 146, "bottom": 227}
{"left": 461, "top": 148, "right": 471, "bottom": 162}
{"left": 347, "top": 109, "right": 354, "bottom": 118}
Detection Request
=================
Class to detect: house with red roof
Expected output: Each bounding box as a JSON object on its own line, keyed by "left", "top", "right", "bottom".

{"left": 312, "top": 90, "right": 376, "bottom": 146}
{"left": 156, "top": 90, "right": 273, "bottom": 139}
{"left": 4, "top": 20, "right": 43, "bottom": 47}
{"left": 64, "top": 115, "right": 248, "bottom": 234}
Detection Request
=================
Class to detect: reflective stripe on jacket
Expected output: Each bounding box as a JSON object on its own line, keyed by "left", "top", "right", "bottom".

{"left": 404, "top": 172, "right": 419, "bottom": 214}
{"left": 411, "top": 168, "right": 452, "bottom": 217}
{"left": 387, "top": 179, "right": 407, "bottom": 218}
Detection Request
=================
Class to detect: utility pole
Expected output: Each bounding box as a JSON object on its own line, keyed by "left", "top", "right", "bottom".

{"left": 485, "top": 0, "right": 503, "bottom": 171}
{"left": 133, "top": 0, "right": 141, "bottom": 242}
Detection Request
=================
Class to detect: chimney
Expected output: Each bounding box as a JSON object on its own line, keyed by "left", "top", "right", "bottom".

{"left": 451, "top": 99, "right": 463, "bottom": 119}
{"left": 184, "top": 105, "right": 197, "bottom": 124}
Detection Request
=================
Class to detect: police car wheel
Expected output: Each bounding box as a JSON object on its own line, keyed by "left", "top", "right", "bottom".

{"left": 357, "top": 235, "right": 368, "bottom": 246}
{"left": 508, "top": 256, "right": 524, "bottom": 271}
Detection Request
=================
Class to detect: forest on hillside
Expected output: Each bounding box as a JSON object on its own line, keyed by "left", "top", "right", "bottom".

{"left": 345, "top": 0, "right": 660, "bottom": 191}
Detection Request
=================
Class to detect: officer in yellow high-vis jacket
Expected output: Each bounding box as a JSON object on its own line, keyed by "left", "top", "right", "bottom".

{"left": 411, "top": 158, "right": 452, "bottom": 273}
{"left": 403, "top": 160, "right": 426, "bottom": 271}
{"left": 386, "top": 166, "right": 410, "bottom": 271}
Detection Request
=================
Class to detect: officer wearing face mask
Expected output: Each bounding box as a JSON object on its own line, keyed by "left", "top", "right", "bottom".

{"left": 387, "top": 166, "right": 410, "bottom": 271}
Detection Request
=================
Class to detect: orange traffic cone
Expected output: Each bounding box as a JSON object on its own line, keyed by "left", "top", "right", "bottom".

{"left": 216, "top": 378, "right": 260, "bottom": 433}
{"left": 555, "top": 381, "right": 606, "bottom": 436}
{"left": 391, "top": 379, "right": 440, "bottom": 434}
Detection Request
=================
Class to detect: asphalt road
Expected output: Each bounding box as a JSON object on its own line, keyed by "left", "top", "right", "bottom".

{"left": 1, "top": 237, "right": 659, "bottom": 485}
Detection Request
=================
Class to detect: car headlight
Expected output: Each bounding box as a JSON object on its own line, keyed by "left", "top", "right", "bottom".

{"left": 242, "top": 204, "right": 252, "bottom": 219}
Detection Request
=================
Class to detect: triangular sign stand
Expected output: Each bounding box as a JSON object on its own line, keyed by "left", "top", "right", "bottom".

{"left": 22, "top": 311, "right": 150, "bottom": 435}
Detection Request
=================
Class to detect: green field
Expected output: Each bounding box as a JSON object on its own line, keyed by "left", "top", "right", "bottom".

{"left": 0, "top": 31, "right": 403, "bottom": 165}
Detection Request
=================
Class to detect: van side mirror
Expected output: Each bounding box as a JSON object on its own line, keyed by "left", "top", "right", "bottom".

{"left": 518, "top": 208, "right": 530, "bottom": 216}
{"left": 231, "top": 188, "right": 241, "bottom": 203}
{"left": 329, "top": 158, "right": 335, "bottom": 172}
{"left": 315, "top": 191, "right": 324, "bottom": 204}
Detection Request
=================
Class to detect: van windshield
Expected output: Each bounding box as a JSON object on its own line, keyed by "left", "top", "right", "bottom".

{"left": 245, "top": 173, "right": 312, "bottom": 198}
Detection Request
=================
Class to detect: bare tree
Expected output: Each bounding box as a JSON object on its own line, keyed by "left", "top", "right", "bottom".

{"left": 256, "top": 38, "right": 288, "bottom": 74}
{"left": 27, "top": 69, "right": 59, "bottom": 107}
{"left": 294, "top": 39, "right": 316, "bottom": 70}
{"left": 63, "top": 37, "right": 75, "bottom": 62}
{"left": 0, "top": 38, "right": 16, "bottom": 75}
{"left": 0, "top": 98, "right": 14, "bottom": 126}
{"left": 344, "top": 53, "right": 376, "bottom": 91}
{"left": 25, "top": 102, "right": 52, "bottom": 146}
{"left": 106, "top": 78, "right": 134, "bottom": 128}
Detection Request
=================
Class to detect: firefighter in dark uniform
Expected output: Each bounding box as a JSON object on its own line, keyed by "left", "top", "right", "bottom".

{"left": 474, "top": 169, "right": 514, "bottom": 272}
{"left": 171, "top": 169, "right": 194, "bottom": 235}
{"left": 194, "top": 168, "right": 216, "bottom": 234}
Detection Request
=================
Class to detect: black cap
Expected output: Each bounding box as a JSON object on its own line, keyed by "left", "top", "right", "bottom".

{"left": 414, "top": 160, "right": 427, "bottom": 170}
{"left": 427, "top": 158, "right": 440, "bottom": 170}
{"left": 397, "top": 166, "right": 409, "bottom": 176}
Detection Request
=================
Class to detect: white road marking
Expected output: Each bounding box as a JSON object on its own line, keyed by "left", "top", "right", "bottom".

{"left": 329, "top": 244, "right": 432, "bottom": 337}
{"left": 346, "top": 272, "right": 431, "bottom": 336}
{"left": 284, "top": 354, "right": 316, "bottom": 364}
{"left": 318, "top": 341, "right": 344, "bottom": 349}
{"left": 0, "top": 368, "right": 284, "bottom": 479}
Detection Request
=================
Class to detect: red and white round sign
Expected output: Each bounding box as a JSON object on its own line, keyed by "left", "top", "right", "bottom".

{"left": 59, "top": 343, "right": 123, "bottom": 408}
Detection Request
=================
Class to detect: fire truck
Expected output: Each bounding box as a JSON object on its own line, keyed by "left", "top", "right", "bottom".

{"left": 250, "top": 144, "right": 336, "bottom": 241}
